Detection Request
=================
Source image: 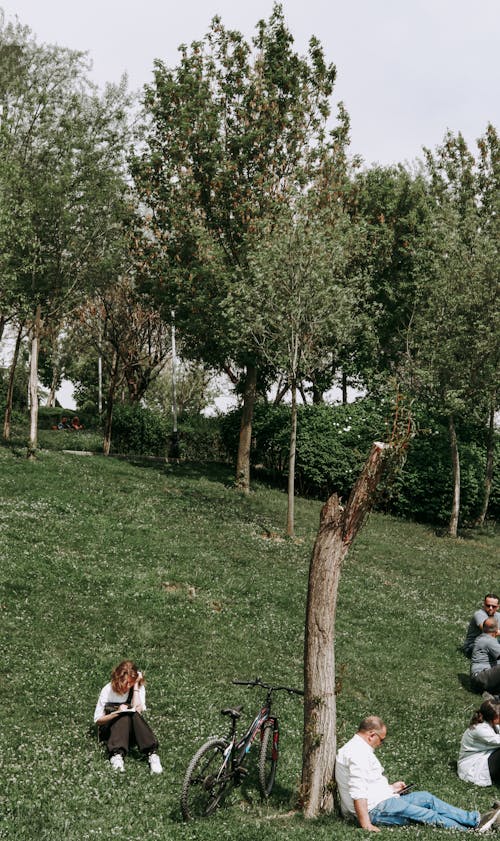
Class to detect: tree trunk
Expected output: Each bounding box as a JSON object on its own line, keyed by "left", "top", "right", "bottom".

{"left": 448, "top": 413, "right": 460, "bottom": 538}
{"left": 27, "top": 305, "right": 41, "bottom": 460}
{"left": 3, "top": 322, "right": 23, "bottom": 441}
{"left": 342, "top": 372, "right": 348, "bottom": 405}
{"left": 286, "top": 379, "right": 298, "bottom": 537}
{"left": 301, "top": 441, "right": 389, "bottom": 818}
{"left": 475, "top": 400, "right": 496, "bottom": 527}
{"left": 235, "top": 363, "right": 257, "bottom": 493}
{"left": 0, "top": 314, "right": 6, "bottom": 343}
{"left": 103, "top": 352, "right": 119, "bottom": 456}
{"left": 46, "top": 363, "right": 60, "bottom": 408}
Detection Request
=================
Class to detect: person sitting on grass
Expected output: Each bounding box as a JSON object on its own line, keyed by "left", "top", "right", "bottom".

{"left": 471, "top": 618, "right": 500, "bottom": 694}
{"left": 458, "top": 699, "right": 500, "bottom": 787}
{"left": 70, "top": 416, "right": 84, "bottom": 430}
{"left": 335, "top": 715, "right": 500, "bottom": 832}
{"left": 94, "top": 659, "right": 163, "bottom": 774}
{"left": 464, "top": 595, "right": 500, "bottom": 657}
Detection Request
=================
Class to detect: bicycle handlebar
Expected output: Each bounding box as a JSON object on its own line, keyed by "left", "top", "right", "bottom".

{"left": 232, "top": 677, "right": 304, "bottom": 696}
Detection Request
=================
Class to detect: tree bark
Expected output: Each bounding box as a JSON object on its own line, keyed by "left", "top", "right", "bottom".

{"left": 27, "top": 305, "right": 42, "bottom": 460}
{"left": 342, "top": 371, "right": 348, "bottom": 405}
{"left": 3, "top": 322, "right": 23, "bottom": 440}
{"left": 301, "top": 441, "right": 389, "bottom": 818}
{"left": 448, "top": 413, "right": 460, "bottom": 538}
{"left": 475, "top": 400, "right": 496, "bottom": 527}
{"left": 235, "top": 363, "right": 257, "bottom": 493}
{"left": 286, "top": 379, "right": 298, "bottom": 537}
{"left": 103, "top": 351, "right": 119, "bottom": 456}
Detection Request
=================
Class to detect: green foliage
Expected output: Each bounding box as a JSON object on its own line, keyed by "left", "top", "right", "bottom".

{"left": 221, "top": 400, "right": 499, "bottom": 526}
{"left": 0, "top": 444, "right": 499, "bottom": 840}
{"left": 110, "top": 404, "right": 171, "bottom": 456}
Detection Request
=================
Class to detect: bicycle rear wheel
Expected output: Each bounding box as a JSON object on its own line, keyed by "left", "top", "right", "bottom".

{"left": 258, "top": 720, "right": 279, "bottom": 798}
{"left": 181, "top": 738, "right": 230, "bottom": 820}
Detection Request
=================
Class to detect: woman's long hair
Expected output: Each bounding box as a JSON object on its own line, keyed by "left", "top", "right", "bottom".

{"left": 469, "top": 699, "right": 500, "bottom": 729}
{"left": 110, "top": 660, "right": 145, "bottom": 694}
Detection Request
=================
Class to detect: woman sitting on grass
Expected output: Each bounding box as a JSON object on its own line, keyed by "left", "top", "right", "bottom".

{"left": 458, "top": 698, "right": 500, "bottom": 786}
{"left": 94, "top": 659, "right": 163, "bottom": 774}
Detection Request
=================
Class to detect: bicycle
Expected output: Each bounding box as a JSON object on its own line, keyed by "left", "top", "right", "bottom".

{"left": 180, "top": 677, "right": 303, "bottom": 820}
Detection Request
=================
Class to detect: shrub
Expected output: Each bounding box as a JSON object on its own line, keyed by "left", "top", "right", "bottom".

{"left": 111, "top": 404, "right": 170, "bottom": 456}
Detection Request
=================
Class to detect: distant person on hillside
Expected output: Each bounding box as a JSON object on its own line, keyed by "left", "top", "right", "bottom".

{"left": 471, "top": 618, "right": 500, "bottom": 694}
{"left": 57, "top": 416, "right": 71, "bottom": 429}
{"left": 463, "top": 595, "right": 500, "bottom": 657}
{"left": 458, "top": 698, "right": 500, "bottom": 787}
{"left": 70, "top": 416, "right": 83, "bottom": 430}
{"left": 94, "top": 659, "right": 163, "bottom": 774}
{"left": 335, "top": 715, "right": 498, "bottom": 831}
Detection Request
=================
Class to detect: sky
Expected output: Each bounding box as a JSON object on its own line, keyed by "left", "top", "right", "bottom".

{"left": 2, "top": 0, "right": 499, "bottom": 168}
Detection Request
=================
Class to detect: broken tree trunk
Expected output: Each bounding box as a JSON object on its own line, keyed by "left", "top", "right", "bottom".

{"left": 301, "top": 441, "right": 390, "bottom": 818}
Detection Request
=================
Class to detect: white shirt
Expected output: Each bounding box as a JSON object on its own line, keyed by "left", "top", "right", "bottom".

{"left": 94, "top": 680, "right": 146, "bottom": 722}
{"left": 336, "top": 733, "right": 396, "bottom": 818}
{"left": 458, "top": 722, "right": 500, "bottom": 787}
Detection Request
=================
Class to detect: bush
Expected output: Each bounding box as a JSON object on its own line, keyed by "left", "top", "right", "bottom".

{"left": 110, "top": 404, "right": 228, "bottom": 461}
{"left": 220, "top": 399, "right": 499, "bottom": 527}
{"left": 110, "top": 404, "right": 171, "bottom": 456}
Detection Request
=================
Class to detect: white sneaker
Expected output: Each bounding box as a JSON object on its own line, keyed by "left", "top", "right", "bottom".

{"left": 110, "top": 753, "right": 125, "bottom": 772}
{"left": 477, "top": 806, "right": 500, "bottom": 833}
{"left": 148, "top": 753, "right": 163, "bottom": 774}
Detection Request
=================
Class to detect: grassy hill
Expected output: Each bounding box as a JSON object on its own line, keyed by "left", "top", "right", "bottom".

{"left": 0, "top": 439, "right": 498, "bottom": 840}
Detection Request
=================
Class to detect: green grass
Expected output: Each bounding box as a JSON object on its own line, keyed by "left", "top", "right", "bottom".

{"left": 0, "top": 439, "right": 498, "bottom": 840}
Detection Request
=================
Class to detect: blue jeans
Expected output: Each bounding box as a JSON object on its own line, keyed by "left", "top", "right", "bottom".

{"left": 369, "top": 791, "right": 480, "bottom": 830}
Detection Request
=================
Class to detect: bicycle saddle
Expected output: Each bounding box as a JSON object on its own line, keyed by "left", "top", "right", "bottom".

{"left": 220, "top": 705, "right": 243, "bottom": 719}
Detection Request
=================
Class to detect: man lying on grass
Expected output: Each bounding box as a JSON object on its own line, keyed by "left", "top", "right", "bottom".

{"left": 335, "top": 716, "right": 500, "bottom": 833}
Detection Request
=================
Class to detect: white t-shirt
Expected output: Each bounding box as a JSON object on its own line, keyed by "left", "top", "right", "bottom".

{"left": 458, "top": 722, "right": 500, "bottom": 787}
{"left": 336, "top": 733, "right": 396, "bottom": 818}
{"left": 94, "top": 679, "right": 146, "bottom": 723}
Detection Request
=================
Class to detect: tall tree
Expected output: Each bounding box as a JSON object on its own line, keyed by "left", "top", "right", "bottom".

{"left": 132, "top": 3, "right": 349, "bottom": 491}
{"left": 239, "top": 193, "right": 369, "bottom": 534}
{"left": 0, "top": 11, "right": 131, "bottom": 454}
{"left": 406, "top": 128, "right": 499, "bottom": 535}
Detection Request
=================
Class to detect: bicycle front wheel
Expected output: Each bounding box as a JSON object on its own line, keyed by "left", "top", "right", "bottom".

{"left": 181, "top": 738, "right": 230, "bottom": 820}
{"left": 258, "top": 720, "right": 279, "bottom": 798}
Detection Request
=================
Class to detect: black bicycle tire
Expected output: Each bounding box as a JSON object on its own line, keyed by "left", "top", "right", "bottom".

{"left": 180, "top": 737, "right": 229, "bottom": 821}
{"left": 258, "top": 720, "right": 278, "bottom": 798}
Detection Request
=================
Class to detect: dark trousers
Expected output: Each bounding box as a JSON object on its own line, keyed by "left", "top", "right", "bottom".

{"left": 103, "top": 713, "right": 158, "bottom": 757}
{"left": 472, "top": 666, "right": 500, "bottom": 693}
{"left": 488, "top": 749, "right": 500, "bottom": 783}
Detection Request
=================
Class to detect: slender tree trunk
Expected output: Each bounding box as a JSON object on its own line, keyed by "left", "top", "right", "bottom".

{"left": 27, "top": 305, "right": 41, "bottom": 460}
{"left": 342, "top": 372, "right": 348, "bottom": 405}
{"left": 0, "top": 314, "right": 6, "bottom": 343}
{"left": 103, "top": 352, "right": 119, "bottom": 456}
{"left": 448, "top": 413, "right": 460, "bottom": 537}
{"left": 3, "top": 322, "right": 23, "bottom": 440}
{"left": 235, "top": 363, "right": 257, "bottom": 493}
{"left": 475, "top": 400, "right": 496, "bottom": 527}
{"left": 286, "top": 379, "right": 297, "bottom": 537}
{"left": 46, "top": 363, "right": 60, "bottom": 408}
{"left": 301, "top": 442, "right": 389, "bottom": 818}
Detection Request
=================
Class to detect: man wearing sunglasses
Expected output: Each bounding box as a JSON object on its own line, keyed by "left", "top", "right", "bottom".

{"left": 463, "top": 595, "right": 500, "bottom": 657}
{"left": 335, "top": 716, "right": 499, "bottom": 832}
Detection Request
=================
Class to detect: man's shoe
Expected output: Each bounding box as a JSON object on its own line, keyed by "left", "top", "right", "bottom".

{"left": 110, "top": 753, "right": 125, "bottom": 772}
{"left": 477, "top": 807, "right": 500, "bottom": 833}
{"left": 148, "top": 752, "right": 163, "bottom": 774}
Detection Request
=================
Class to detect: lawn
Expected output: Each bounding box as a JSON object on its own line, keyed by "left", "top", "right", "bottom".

{"left": 0, "top": 436, "right": 499, "bottom": 840}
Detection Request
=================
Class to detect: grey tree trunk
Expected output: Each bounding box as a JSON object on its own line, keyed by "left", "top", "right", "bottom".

{"left": 103, "top": 352, "right": 119, "bottom": 456}
{"left": 286, "top": 379, "right": 298, "bottom": 537}
{"left": 475, "top": 401, "right": 496, "bottom": 527}
{"left": 301, "top": 442, "right": 389, "bottom": 818}
{"left": 3, "top": 322, "right": 23, "bottom": 440}
{"left": 235, "top": 364, "right": 257, "bottom": 493}
{"left": 27, "top": 305, "right": 42, "bottom": 460}
{"left": 448, "top": 414, "right": 460, "bottom": 537}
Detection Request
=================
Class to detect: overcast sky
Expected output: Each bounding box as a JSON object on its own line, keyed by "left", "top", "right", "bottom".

{"left": 2, "top": 0, "right": 499, "bottom": 167}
